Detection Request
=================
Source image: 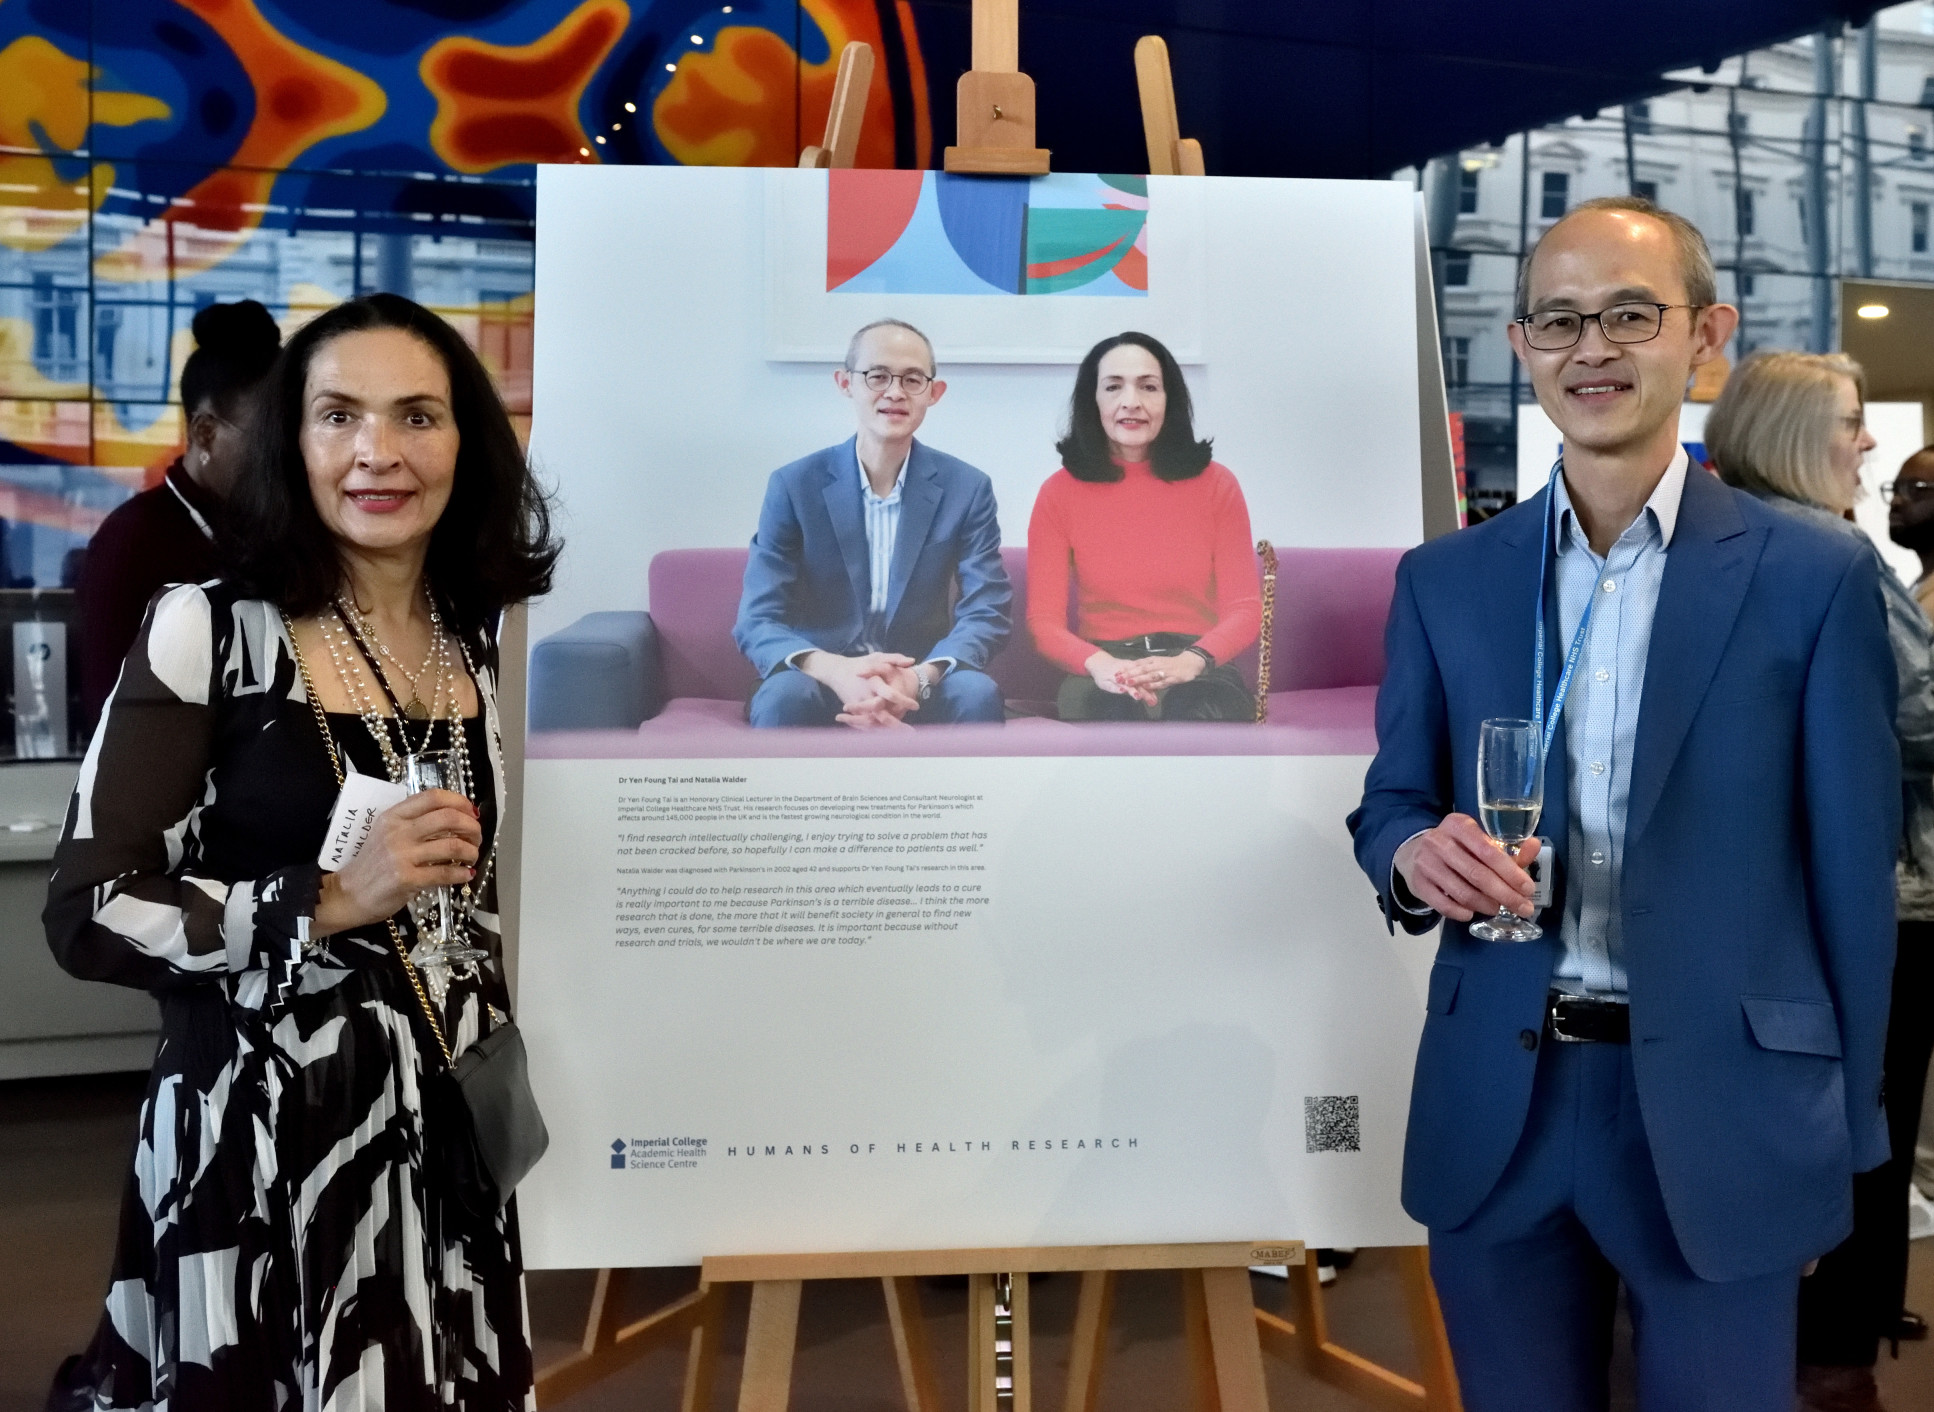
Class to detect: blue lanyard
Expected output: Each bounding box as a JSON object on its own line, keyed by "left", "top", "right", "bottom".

{"left": 1532, "top": 460, "right": 1597, "bottom": 760}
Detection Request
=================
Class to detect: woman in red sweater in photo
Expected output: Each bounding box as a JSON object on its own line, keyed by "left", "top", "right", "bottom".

{"left": 1027, "top": 331, "right": 1261, "bottom": 721}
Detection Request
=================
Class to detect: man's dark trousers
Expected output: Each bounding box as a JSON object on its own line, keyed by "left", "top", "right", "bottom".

{"left": 1430, "top": 1038, "right": 1800, "bottom": 1412}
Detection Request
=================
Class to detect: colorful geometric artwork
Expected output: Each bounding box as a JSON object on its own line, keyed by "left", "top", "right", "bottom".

{"left": 0, "top": 0, "right": 935, "bottom": 489}
{"left": 828, "top": 172, "right": 1150, "bottom": 296}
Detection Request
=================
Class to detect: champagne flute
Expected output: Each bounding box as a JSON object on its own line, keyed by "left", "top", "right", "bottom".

{"left": 403, "top": 750, "right": 487, "bottom": 967}
{"left": 1470, "top": 718, "right": 1544, "bottom": 942}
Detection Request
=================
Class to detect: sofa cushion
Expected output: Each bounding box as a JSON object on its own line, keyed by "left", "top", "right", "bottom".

{"left": 645, "top": 544, "right": 1403, "bottom": 705}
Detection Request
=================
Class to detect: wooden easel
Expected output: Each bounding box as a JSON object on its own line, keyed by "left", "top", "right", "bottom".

{"left": 943, "top": 0, "right": 1051, "bottom": 174}
{"left": 798, "top": 41, "right": 876, "bottom": 169}
{"left": 1133, "top": 35, "right": 1205, "bottom": 177}
{"left": 707, "top": 1242, "right": 1292, "bottom": 1412}
{"left": 534, "top": 15, "right": 1466, "bottom": 1411}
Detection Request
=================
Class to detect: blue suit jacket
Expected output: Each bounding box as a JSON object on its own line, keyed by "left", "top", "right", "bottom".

{"left": 732, "top": 437, "right": 1011, "bottom": 678}
{"left": 1348, "top": 467, "right": 1899, "bottom": 1281}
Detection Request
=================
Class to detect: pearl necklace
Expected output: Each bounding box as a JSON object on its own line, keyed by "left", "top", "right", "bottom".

{"left": 337, "top": 591, "right": 444, "bottom": 719}
{"left": 321, "top": 605, "right": 450, "bottom": 764}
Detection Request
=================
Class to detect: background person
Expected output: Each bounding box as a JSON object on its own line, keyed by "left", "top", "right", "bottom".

{"left": 1026, "top": 331, "right": 1259, "bottom": 722}
{"left": 1707, "top": 351, "right": 1934, "bottom": 1412}
{"left": 76, "top": 299, "right": 281, "bottom": 729}
{"left": 1349, "top": 197, "right": 1899, "bottom": 1409}
{"left": 43, "top": 293, "right": 557, "bottom": 1409}
{"left": 1886, "top": 446, "right": 1934, "bottom": 619}
{"left": 733, "top": 318, "right": 1010, "bottom": 729}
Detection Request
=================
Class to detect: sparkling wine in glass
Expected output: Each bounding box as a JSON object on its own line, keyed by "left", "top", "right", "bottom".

{"left": 1470, "top": 718, "right": 1544, "bottom": 943}
{"left": 403, "top": 750, "right": 486, "bottom": 967}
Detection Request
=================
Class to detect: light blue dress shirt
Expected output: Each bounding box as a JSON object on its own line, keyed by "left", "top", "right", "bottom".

{"left": 1547, "top": 447, "right": 1687, "bottom": 999}
{"left": 857, "top": 441, "right": 907, "bottom": 651}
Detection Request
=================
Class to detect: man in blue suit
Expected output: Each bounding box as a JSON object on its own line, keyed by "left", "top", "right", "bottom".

{"left": 734, "top": 319, "right": 1010, "bottom": 728}
{"left": 1349, "top": 197, "right": 1900, "bottom": 1409}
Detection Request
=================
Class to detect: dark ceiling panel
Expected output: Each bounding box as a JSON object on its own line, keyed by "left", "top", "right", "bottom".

{"left": 909, "top": 0, "right": 1894, "bottom": 178}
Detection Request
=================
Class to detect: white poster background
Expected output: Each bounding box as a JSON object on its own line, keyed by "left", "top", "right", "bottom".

{"left": 519, "top": 167, "right": 1437, "bottom": 1267}
{"left": 517, "top": 756, "right": 1435, "bottom": 1269}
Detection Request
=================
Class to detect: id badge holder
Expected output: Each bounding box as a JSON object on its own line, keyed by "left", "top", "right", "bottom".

{"left": 1524, "top": 838, "right": 1555, "bottom": 911}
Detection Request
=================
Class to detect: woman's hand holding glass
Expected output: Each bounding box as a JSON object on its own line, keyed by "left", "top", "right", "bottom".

{"left": 313, "top": 789, "right": 480, "bottom": 937}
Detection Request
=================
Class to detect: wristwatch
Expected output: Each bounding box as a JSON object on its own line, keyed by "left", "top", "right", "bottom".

{"left": 917, "top": 665, "right": 936, "bottom": 702}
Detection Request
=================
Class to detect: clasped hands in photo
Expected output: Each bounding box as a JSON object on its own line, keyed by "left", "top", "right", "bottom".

{"left": 314, "top": 789, "right": 481, "bottom": 937}
{"left": 1084, "top": 648, "right": 1206, "bottom": 704}
{"left": 798, "top": 649, "right": 936, "bottom": 729}
{"left": 1393, "top": 814, "right": 1542, "bottom": 922}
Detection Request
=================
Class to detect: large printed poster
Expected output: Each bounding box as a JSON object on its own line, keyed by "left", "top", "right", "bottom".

{"left": 517, "top": 166, "right": 1437, "bottom": 1269}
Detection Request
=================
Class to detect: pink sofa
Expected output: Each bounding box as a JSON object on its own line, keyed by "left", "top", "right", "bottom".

{"left": 527, "top": 546, "right": 1404, "bottom": 758}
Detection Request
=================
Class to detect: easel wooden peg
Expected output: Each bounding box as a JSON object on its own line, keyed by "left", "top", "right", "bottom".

{"left": 799, "top": 41, "right": 876, "bottom": 168}
{"left": 943, "top": 0, "right": 1051, "bottom": 175}
{"left": 1134, "top": 34, "right": 1205, "bottom": 176}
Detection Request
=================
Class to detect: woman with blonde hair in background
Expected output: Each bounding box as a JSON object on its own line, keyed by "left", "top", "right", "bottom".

{"left": 1706, "top": 349, "right": 1934, "bottom": 1412}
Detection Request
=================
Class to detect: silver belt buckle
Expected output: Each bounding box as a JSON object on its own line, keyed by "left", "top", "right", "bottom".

{"left": 1546, "top": 994, "right": 1589, "bottom": 1043}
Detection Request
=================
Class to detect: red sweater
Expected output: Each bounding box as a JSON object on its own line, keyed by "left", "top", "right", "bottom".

{"left": 1025, "top": 459, "right": 1261, "bottom": 675}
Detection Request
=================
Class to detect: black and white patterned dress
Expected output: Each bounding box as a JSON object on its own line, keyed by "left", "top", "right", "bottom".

{"left": 44, "top": 579, "right": 534, "bottom": 1409}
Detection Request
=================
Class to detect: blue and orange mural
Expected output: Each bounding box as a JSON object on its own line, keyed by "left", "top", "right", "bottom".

{"left": 0, "top": 0, "right": 935, "bottom": 511}
{"left": 828, "top": 171, "right": 1148, "bottom": 296}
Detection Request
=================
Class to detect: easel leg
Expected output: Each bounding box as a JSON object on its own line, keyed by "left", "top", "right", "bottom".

{"left": 968, "top": 1273, "right": 997, "bottom": 1412}
{"left": 1182, "top": 1271, "right": 1217, "bottom": 1411}
{"left": 882, "top": 1275, "right": 943, "bottom": 1412}
{"left": 680, "top": 1281, "right": 726, "bottom": 1412}
{"left": 1060, "top": 1271, "right": 1114, "bottom": 1412}
{"left": 1286, "top": 1256, "right": 1329, "bottom": 1376}
{"left": 737, "top": 1279, "right": 803, "bottom": 1412}
{"left": 1010, "top": 1272, "right": 1033, "bottom": 1412}
{"left": 1198, "top": 1267, "right": 1268, "bottom": 1412}
{"left": 1398, "top": 1247, "right": 1463, "bottom": 1412}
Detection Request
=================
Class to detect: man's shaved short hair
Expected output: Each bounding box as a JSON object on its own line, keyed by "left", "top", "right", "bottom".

{"left": 844, "top": 319, "right": 936, "bottom": 375}
{"left": 1515, "top": 195, "right": 1718, "bottom": 316}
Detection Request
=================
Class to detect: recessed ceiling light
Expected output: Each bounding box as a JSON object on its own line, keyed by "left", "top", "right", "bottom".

{"left": 1857, "top": 303, "right": 1890, "bottom": 319}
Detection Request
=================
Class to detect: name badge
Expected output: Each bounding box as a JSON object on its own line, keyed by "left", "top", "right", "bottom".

{"left": 319, "top": 771, "right": 409, "bottom": 871}
{"left": 1525, "top": 837, "right": 1556, "bottom": 910}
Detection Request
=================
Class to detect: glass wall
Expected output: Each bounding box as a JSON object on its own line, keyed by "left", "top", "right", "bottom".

{"left": 0, "top": 158, "right": 533, "bottom": 759}
{"left": 1426, "top": 1, "right": 1934, "bottom": 513}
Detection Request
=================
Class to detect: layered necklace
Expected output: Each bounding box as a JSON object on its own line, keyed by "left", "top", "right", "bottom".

{"left": 318, "top": 586, "right": 496, "bottom": 992}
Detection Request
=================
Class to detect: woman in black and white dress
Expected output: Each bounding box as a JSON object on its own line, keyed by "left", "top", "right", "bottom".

{"left": 44, "top": 293, "right": 557, "bottom": 1409}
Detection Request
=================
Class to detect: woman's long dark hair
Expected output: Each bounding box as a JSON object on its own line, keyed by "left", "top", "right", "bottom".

{"left": 1055, "top": 331, "right": 1213, "bottom": 483}
{"left": 224, "top": 294, "right": 558, "bottom": 633}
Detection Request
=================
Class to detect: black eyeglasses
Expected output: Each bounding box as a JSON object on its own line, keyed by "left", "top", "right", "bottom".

{"left": 849, "top": 367, "right": 934, "bottom": 395}
{"left": 1515, "top": 302, "right": 1703, "bottom": 351}
{"left": 1882, "top": 478, "right": 1934, "bottom": 500}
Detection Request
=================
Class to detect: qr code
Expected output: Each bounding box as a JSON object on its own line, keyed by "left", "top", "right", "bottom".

{"left": 1304, "top": 1096, "right": 1361, "bottom": 1154}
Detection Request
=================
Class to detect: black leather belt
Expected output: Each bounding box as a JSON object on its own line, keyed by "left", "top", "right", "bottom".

{"left": 1546, "top": 993, "right": 1631, "bottom": 1044}
{"left": 1089, "top": 633, "right": 1201, "bottom": 659}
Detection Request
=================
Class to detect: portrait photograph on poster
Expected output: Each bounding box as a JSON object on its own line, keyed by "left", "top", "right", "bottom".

{"left": 516, "top": 165, "right": 1446, "bottom": 1271}
{"left": 525, "top": 166, "right": 1427, "bottom": 760}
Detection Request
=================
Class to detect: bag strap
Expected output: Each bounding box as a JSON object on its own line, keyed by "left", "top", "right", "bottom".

{"left": 282, "top": 610, "right": 455, "bottom": 1069}
{"left": 1253, "top": 539, "right": 1278, "bottom": 724}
